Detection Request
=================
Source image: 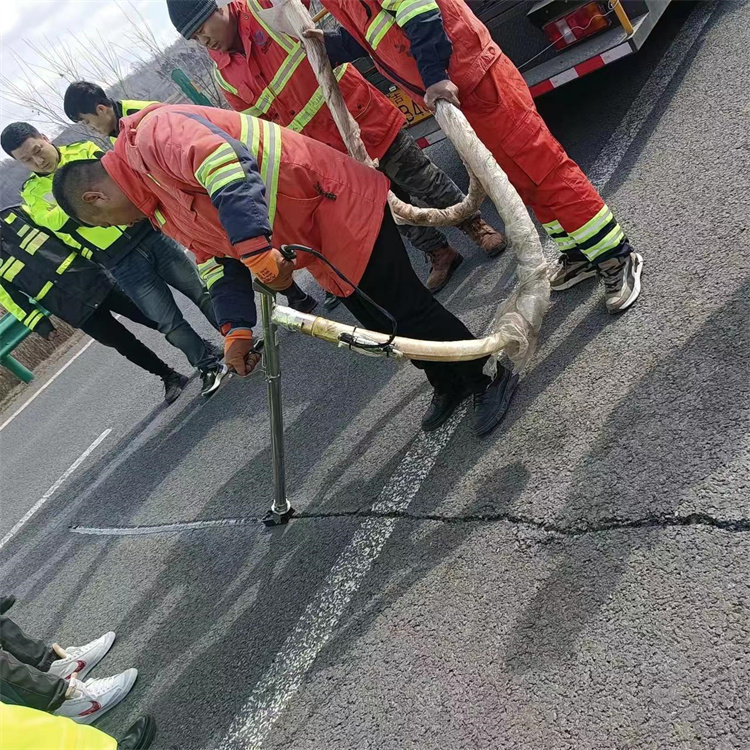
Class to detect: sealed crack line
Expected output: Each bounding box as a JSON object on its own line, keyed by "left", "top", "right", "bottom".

{"left": 69, "top": 510, "right": 750, "bottom": 538}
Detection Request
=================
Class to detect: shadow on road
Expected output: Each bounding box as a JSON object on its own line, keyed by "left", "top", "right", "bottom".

{"left": 503, "top": 278, "right": 750, "bottom": 674}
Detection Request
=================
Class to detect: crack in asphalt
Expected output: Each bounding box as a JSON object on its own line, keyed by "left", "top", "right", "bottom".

{"left": 297, "top": 509, "right": 750, "bottom": 537}
{"left": 70, "top": 510, "right": 750, "bottom": 538}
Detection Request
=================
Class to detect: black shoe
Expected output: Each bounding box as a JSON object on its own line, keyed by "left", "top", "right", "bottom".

{"left": 597, "top": 250, "right": 644, "bottom": 313}
{"left": 472, "top": 367, "right": 519, "bottom": 437}
{"left": 284, "top": 282, "right": 319, "bottom": 314}
{"left": 162, "top": 371, "right": 188, "bottom": 405}
{"left": 421, "top": 388, "right": 469, "bottom": 432}
{"left": 323, "top": 291, "right": 341, "bottom": 311}
{"left": 202, "top": 338, "right": 223, "bottom": 361}
{"left": 117, "top": 715, "right": 156, "bottom": 750}
{"left": 200, "top": 363, "right": 228, "bottom": 397}
{"left": 288, "top": 292, "right": 318, "bottom": 314}
{"left": 0, "top": 595, "right": 16, "bottom": 614}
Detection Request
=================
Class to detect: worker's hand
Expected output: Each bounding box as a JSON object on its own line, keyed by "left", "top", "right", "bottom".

{"left": 302, "top": 28, "right": 325, "bottom": 42}
{"left": 224, "top": 328, "right": 262, "bottom": 377}
{"left": 241, "top": 247, "right": 296, "bottom": 290}
{"left": 424, "top": 79, "right": 460, "bottom": 110}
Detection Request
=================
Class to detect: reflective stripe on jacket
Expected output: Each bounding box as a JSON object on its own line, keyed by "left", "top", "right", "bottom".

{"left": 21, "top": 141, "right": 152, "bottom": 268}
{"left": 210, "top": 0, "right": 404, "bottom": 161}
{"left": 104, "top": 104, "right": 390, "bottom": 297}
{"left": 321, "top": 0, "right": 501, "bottom": 103}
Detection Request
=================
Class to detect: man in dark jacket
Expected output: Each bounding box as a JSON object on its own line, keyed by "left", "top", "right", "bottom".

{"left": 0, "top": 207, "right": 187, "bottom": 404}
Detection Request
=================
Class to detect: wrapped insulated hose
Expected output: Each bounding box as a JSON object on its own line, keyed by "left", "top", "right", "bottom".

{"left": 258, "top": 0, "right": 550, "bottom": 372}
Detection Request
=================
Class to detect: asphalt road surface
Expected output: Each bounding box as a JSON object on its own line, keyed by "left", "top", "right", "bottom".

{"left": 2, "top": 2, "right": 749, "bottom": 747}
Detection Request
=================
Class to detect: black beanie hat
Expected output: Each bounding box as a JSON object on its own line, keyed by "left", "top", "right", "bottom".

{"left": 167, "top": 0, "right": 219, "bottom": 40}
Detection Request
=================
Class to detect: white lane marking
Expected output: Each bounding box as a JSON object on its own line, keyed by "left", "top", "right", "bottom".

{"left": 587, "top": 0, "right": 717, "bottom": 190}
{"left": 218, "top": 407, "right": 466, "bottom": 750}
{"left": 71, "top": 517, "right": 256, "bottom": 536}
{"left": 221, "top": 6, "right": 718, "bottom": 746}
{"left": 0, "top": 338, "right": 95, "bottom": 432}
{"left": 0, "top": 428, "right": 111, "bottom": 552}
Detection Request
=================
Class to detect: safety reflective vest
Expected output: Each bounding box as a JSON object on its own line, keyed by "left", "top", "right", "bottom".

{"left": 321, "top": 0, "right": 501, "bottom": 102}
{"left": 209, "top": 0, "right": 404, "bottom": 160}
{"left": 20, "top": 141, "right": 152, "bottom": 268}
{"left": 111, "top": 99, "right": 158, "bottom": 142}
{"left": 0, "top": 208, "right": 113, "bottom": 332}
{"left": 0, "top": 704, "right": 117, "bottom": 750}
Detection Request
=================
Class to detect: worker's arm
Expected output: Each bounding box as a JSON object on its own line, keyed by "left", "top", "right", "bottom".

{"left": 197, "top": 256, "right": 257, "bottom": 332}
{"left": 134, "top": 110, "right": 272, "bottom": 252}
{"left": 133, "top": 109, "right": 283, "bottom": 374}
{"left": 195, "top": 252, "right": 261, "bottom": 375}
{"left": 0, "top": 281, "right": 54, "bottom": 337}
{"left": 379, "top": 1, "right": 455, "bottom": 105}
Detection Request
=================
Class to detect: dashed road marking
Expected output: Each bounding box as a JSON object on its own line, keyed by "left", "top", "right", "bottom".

{"left": 0, "top": 428, "right": 111, "bottom": 552}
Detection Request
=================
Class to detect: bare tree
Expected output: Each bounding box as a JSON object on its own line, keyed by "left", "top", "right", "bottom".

{"left": 118, "top": 0, "right": 227, "bottom": 108}
{"left": 0, "top": 0, "right": 226, "bottom": 135}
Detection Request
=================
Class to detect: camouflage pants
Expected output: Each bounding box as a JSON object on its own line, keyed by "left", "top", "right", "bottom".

{"left": 379, "top": 129, "right": 476, "bottom": 255}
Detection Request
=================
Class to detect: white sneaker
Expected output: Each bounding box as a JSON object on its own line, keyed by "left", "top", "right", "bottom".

{"left": 47, "top": 632, "right": 116, "bottom": 681}
{"left": 54, "top": 669, "right": 138, "bottom": 725}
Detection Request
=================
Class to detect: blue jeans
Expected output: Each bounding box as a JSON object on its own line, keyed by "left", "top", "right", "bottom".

{"left": 111, "top": 233, "right": 218, "bottom": 370}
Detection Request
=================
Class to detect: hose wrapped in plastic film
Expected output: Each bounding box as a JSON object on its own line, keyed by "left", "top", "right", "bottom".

{"left": 257, "top": 0, "right": 550, "bottom": 371}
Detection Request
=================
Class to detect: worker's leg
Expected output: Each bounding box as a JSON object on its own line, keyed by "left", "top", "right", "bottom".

{"left": 341, "top": 209, "right": 516, "bottom": 434}
{"left": 80, "top": 299, "right": 174, "bottom": 379}
{"left": 0, "top": 617, "right": 55, "bottom": 671}
{"left": 462, "top": 55, "right": 641, "bottom": 311}
{"left": 386, "top": 180, "right": 463, "bottom": 293}
{"left": 100, "top": 286, "right": 159, "bottom": 330}
{"left": 379, "top": 128, "right": 506, "bottom": 256}
{"left": 0, "top": 650, "right": 67, "bottom": 712}
{"left": 342, "top": 207, "right": 489, "bottom": 394}
{"left": 136, "top": 232, "right": 218, "bottom": 329}
{"left": 109, "top": 247, "right": 218, "bottom": 370}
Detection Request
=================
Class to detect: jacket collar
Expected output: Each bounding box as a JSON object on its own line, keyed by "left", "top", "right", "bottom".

{"left": 110, "top": 101, "right": 124, "bottom": 138}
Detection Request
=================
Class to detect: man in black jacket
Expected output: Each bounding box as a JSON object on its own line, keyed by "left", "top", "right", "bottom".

{"left": 0, "top": 207, "right": 188, "bottom": 404}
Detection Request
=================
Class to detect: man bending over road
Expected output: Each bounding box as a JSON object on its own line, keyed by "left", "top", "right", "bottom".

{"left": 53, "top": 103, "right": 517, "bottom": 436}
{"left": 62, "top": 81, "right": 320, "bottom": 315}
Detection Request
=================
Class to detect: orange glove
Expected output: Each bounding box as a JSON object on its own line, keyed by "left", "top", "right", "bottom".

{"left": 241, "top": 248, "right": 295, "bottom": 291}
{"left": 224, "top": 328, "right": 261, "bottom": 377}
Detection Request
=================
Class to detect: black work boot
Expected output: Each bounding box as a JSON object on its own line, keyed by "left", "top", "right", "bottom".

{"left": 324, "top": 291, "right": 341, "bottom": 310}
{"left": 472, "top": 366, "right": 519, "bottom": 437}
{"left": 162, "top": 371, "right": 188, "bottom": 405}
{"left": 421, "top": 387, "right": 469, "bottom": 432}
{"left": 117, "top": 715, "right": 156, "bottom": 750}
{"left": 284, "top": 282, "right": 318, "bottom": 313}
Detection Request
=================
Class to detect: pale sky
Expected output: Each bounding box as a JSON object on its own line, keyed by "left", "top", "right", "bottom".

{"left": 0, "top": 0, "right": 181, "bottom": 137}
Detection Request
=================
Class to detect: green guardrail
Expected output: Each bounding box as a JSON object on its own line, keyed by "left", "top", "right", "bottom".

{"left": 0, "top": 314, "right": 34, "bottom": 383}
{"left": 171, "top": 69, "right": 213, "bottom": 106}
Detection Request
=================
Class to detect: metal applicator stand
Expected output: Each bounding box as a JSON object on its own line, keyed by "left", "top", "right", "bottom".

{"left": 254, "top": 279, "right": 296, "bottom": 527}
